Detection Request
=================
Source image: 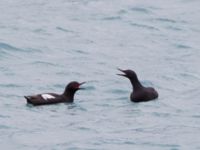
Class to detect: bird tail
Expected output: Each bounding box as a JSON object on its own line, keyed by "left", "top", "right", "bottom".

{"left": 24, "top": 96, "right": 31, "bottom": 103}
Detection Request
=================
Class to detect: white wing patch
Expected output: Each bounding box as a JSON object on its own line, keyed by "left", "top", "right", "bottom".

{"left": 41, "top": 94, "right": 55, "bottom": 100}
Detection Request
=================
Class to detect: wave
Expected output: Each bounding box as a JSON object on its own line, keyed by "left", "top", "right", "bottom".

{"left": 0, "top": 83, "right": 24, "bottom": 88}
{"left": 56, "top": 27, "right": 75, "bottom": 33}
{"left": 0, "top": 42, "right": 42, "bottom": 60}
{"left": 130, "top": 7, "right": 152, "bottom": 14}
{"left": 0, "top": 42, "right": 26, "bottom": 52}
{"left": 174, "top": 44, "right": 192, "bottom": 49}
{"left": 101, "top": 16, "right": 122, "bottom": 21}
{"left": 130, "top": 23, "right": 159, "bottom": 31}
{"left": 30, "top": 61, "right": 60, "bottom": 67}
{"left": 155, "top": 18, "right": 177, "bottom": 23}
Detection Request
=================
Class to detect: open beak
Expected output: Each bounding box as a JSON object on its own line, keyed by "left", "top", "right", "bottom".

{"left": 78, "top": 82, "right": 86, "bottom": 90}
{"left": 117, "top": 68, "right": 127, "bottom": 77}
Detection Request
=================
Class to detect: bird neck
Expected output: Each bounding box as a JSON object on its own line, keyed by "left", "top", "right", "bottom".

{"left": 63, "top": 89, "right": 76, "bottom": 102}
{"left": 130, "top": 76, "right": 143, "bottom": 91}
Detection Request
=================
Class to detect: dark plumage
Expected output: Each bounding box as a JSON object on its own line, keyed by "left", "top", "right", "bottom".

{"left": 24, "top": 81, "right": 85, "bottom": 106}
{"left": 117, "top": 68, "right": 158, "bottom": 102}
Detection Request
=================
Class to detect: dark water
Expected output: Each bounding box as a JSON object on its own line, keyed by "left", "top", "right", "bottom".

{"left": 0, "top": 0, "right": 200, "bottom": 149}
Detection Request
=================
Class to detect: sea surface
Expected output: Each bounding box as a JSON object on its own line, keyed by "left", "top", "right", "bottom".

{"left": 0, "top": 0, "right": 200, "bottom": 149}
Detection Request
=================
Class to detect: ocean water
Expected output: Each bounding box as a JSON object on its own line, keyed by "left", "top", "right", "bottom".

{"left": 0, "top": 0, "right": 200, "bottom": 149}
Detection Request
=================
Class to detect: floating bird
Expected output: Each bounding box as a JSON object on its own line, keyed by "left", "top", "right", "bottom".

{"left": 24, "top": 81, "right": 86, "bottom": 106}
{"left": 117, "top": 68, "right": 158, "bottom": 102}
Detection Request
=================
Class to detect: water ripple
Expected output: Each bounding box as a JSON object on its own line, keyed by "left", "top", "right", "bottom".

{"left": 166, "top": 25, "right": 183, "bottom": 31}
{"left": 155, "top": 18, "right": 177, "bottom": 23}
{"left": 0, "top": 114, "right": 10, "bottom": 118}
{"left": 101, "top": 16, "right": 122, "bottom": 21}
{"left": 130, "top": 23, "right": 159, "bottom": 31}
{"left": 0, "top": 124, "right": 10, "bottom": 129}
{"left": 0, "top": 42, "right": 22, "bottom": 51}
{"left": 0, "top": 83, "right": 24, "bottom": 88}
{"left": 174, "top": 44, "right": 192, "bottom": 49}
{"left": 0, "top": 42, "right": 40, "bottom": 60}
{"left": 30, "top": 61, "right": 60, "bottom": 67}
{"left": 130, "top": 7, "right": 152, "bottom": 14}
{"left": 70, "top": 49, "right": 90, "bottom": 55}
{"left": 56, "top": 27, "right": 75, "bottom": 33}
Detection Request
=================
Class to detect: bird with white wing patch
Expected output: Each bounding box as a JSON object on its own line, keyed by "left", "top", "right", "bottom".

{"left": 24, "top": 81, "right": 86, "bottom": 106}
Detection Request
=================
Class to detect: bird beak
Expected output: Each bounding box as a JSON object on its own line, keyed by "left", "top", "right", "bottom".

{"left": 78, "top": 82, "right": 86, "bottom": 90}
{"left": 117, "top": 68, "right": 127, "bottom": 77}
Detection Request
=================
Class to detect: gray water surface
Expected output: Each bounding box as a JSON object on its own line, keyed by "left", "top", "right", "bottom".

{"left": 0, "top": 0, "right": 200, "bottom": 149}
